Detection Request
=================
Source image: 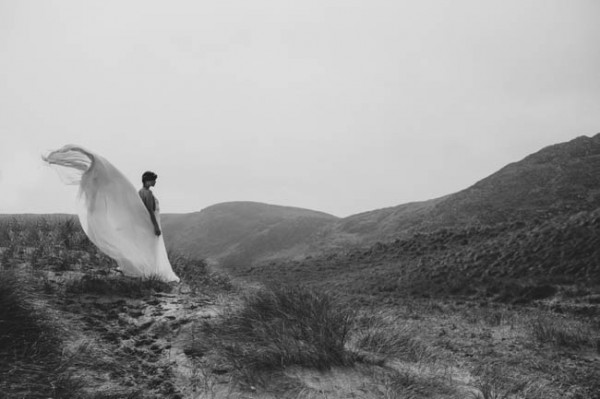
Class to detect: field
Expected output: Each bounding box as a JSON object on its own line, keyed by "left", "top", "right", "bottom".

{"left": 1, "top": 216, "right": 599, "bottom": 398}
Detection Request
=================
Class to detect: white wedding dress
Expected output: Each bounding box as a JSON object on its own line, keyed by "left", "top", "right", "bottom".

{"left": 44, "top": 145, "right": 180, "bottom": 282}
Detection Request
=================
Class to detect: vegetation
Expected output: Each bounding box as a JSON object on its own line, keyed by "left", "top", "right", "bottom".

{"left": 2, "top": 215, "right": 600, "bottom": 397}
{"left": 64, "top": 273, "right": 173, "bottom": 297}
{"left": 241, "top": 207, "right": 600, "bottom": 309}
{"left": 0, "top": 216, "right": 232, "bottom": 398}
{"left": 528, "top": 314, "right": 599, "bottom": 350}
{"left": 353, "top": 311, "right": 432, "bottom": 364}
{"left": 0, "top": 270, "right": 81, "bottom": 398}
{"left": 188, "top": 285, "right": 355, "bottom": 381}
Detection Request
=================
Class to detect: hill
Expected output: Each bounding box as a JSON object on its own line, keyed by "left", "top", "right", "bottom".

{"left": 232, "top": 133, "right": 600, "bottom": 307}
{"left": 243, "top": 207, "right": 600, "bottom": 307}
{"left": 326, "top": 133, "right": 600, "bottom": 245}
{"left": 161, "top": 201, "right": 339, "bottom": 268}
{"left": 165, "top": 133, "right": 600, "bottom": 273}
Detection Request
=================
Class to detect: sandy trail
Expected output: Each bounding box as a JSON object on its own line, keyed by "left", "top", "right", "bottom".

{"left": 55, "top": 281, "right": 227, "bottom": 398}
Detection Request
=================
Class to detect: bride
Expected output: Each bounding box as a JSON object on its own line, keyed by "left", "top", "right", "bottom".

{"left": 43, "top": 145, "right": 180, "bottom": 282}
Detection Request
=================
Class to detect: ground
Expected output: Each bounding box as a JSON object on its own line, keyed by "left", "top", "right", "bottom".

{"left": 1, "top": 245, "right": 599, "bottom": 398}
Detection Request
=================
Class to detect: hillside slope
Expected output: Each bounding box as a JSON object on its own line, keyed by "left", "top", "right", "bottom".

{"left": 243, "top": 207, "right": 600, "bottom": 308}
{"left": 161, "top": 201, "right": 339, "bottom": 267}
{"left": 329, "top": 133, "right": 600, "bottom": 244}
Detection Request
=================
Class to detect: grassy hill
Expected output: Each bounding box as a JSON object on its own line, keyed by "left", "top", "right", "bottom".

{"left": 223, "top": 133, "right": 600, "bottom": 307}
{"left": 242, "top": 207, "right": 600, "bottom": 308}
{"left": 327, "top": 133, "right": 600, "bottom": 245}
{"left": 161, "top": 133, "right": 600, "bottom": 273}
{"left": 161, "top": 201, "right": 339, "bottom": 268}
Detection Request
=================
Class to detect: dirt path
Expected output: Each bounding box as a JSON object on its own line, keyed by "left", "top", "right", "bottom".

{"left": 56, "top": 283, "right": 227, "bottom": 398}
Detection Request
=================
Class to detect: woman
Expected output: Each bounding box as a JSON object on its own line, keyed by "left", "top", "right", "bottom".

{"left": 139, "top": 171, "right": 161, "bottom": 237}
{"left": 43, "top": 145, "right": 179, "bottom": 282}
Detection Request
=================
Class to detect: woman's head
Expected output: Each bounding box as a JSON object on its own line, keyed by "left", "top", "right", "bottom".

{"left": 142, "top": 171, "right": 158, "bottom": 186}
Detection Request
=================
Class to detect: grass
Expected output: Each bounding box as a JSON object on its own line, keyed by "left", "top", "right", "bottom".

{"left": 468, "top": 364, "right": 530, "bottom": 399}
{"left": 191, "top": 285, "right": 355, "bottom": 381}
{"left": 0, "top": 270, "right": 82, "bottom": 398}
{"left": 0, "top": 217, "right": 232, "bottom": 397}
{"left": 384, "top": 369, "right": 457, "bottom": 399}
{"left": 3, "top": 215, "right": 600, "bottom": 398}
{"left": 64, "top": 273, "right": 173, "bottom": 297}
{"left": 528, "top": 314, "right": 599, "bottom": 350}
{"left": 170, "top": 252, "right": 233, "bottom": 293}
{"left": 353, "top": 311, "right": 433, "bottom": 364}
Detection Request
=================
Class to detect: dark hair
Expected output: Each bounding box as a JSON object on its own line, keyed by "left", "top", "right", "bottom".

{"left": 142, "top": 171, "right": 158, "bottom": 183}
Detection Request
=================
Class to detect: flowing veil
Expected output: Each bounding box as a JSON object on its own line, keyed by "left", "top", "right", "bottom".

{"left": 43, "top": 145, "right": 180, "bottom": 282}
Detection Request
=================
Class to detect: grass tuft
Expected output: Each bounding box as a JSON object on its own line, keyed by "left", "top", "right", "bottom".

{"left": 353, "top": 311, "right": 433, "bottom": 363}
{"left": 196, "top": 285, "right": 355, "bottom": 377}
{"left": 528, "top": 314, "right": 598, "bottom": 349}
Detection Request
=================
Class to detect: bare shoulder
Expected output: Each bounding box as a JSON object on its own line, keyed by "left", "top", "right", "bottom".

{"left": 139, "top": 188, "right": 153, "bottom": 198}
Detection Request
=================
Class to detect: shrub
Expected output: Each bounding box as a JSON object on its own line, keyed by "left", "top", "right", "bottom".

{"left": 198, "top": 285, "right": 355, "bottom": 375}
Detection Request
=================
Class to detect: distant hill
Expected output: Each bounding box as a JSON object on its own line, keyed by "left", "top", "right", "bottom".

{"left": 161, "top": 202, "right": 339, "bottom": 268}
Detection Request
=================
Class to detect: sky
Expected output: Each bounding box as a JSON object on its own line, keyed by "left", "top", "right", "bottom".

{"left": 1, "top": 0, "right": 599, "bottom": 217}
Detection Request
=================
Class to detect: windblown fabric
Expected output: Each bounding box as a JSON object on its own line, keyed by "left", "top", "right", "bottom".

{"left": 43, "top": 145, "right": 179, "bottom": 282}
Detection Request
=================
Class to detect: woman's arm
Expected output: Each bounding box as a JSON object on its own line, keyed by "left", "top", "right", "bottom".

{"left": 140, "top": 190, "right": 161, "bottom": 236}
{"left": 149, "top": 211, "right": 161, "bottom": 236}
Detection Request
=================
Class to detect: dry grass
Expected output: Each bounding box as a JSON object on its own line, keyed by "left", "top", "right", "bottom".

{"left": 3, "top": 216, "right": 600, "bottom": 398}
{"left": 352, "top": 311, "right": 433, "bottom": 364}
{"left": 528, "top": 314, "right": 599, "bottom": 349}
{"left": 188, "top": 285, "right": 356, "bottom": 386}
{"left": 169, "top": 252, "right": 233, "bottom": 293}
{"left": 64, "top": 273, "right": 173, "bottom": 297}
{"left": 0, "top": 270, "right": 83, "bottom": 398}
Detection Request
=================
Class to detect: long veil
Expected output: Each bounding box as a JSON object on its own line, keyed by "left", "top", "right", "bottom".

{"left": 43, "top": 145, "right": 180, "bottom": 282}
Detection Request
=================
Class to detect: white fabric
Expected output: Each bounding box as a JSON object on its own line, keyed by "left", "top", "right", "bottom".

{"left": 43, "top": 145, "right": 179, "bottom": 282}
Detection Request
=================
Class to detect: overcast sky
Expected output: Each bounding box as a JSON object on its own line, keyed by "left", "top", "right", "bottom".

{"left": 1, "top": 0, "right": 599, "bottom": 217}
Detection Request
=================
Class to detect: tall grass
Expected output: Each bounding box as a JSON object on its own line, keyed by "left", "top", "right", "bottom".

{"left": 353, "top": 311, "right": 432, "bottom": 363}
{"left": 194, "top": 285, "right": 355, "bottom": 378}
{"left": 529, "top": 314, "right": 599, "bottom": 349}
